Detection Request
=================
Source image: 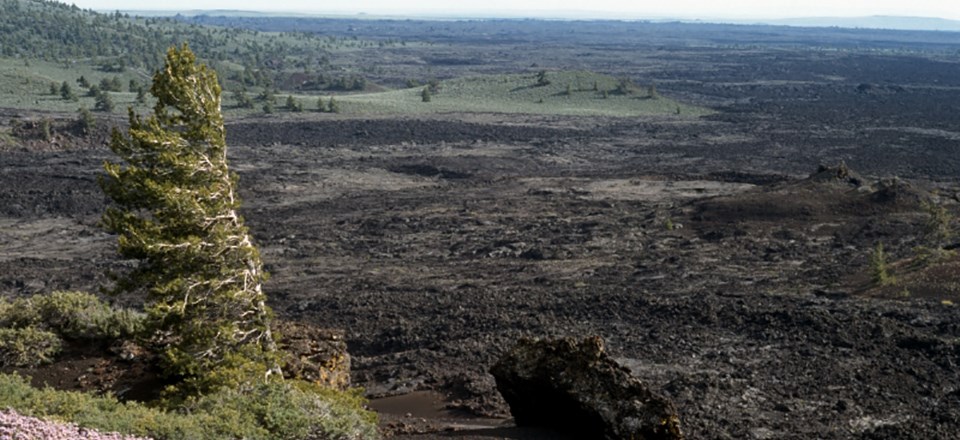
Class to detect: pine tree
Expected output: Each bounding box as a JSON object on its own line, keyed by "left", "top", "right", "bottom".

{"left": 535, "top": 70, "right": 550, "bottom": 86}
{"left": 76, "top": 107, "right": 94, "bottom": 135}
{"left": 285, "top": 95, "right": 302, "bottom": 112}
{"left": 421, "top": 86, "right": 431, "bottom": 102}
{"left": 94, "top": 91, "right": 114, "bottom": 112}
{"left": 232, "top": 87, "right": 253, "bottom": 109}
{"left": 60, "top": 81, "right": 76, "bottom": 101}
{"left": 99, "top": 44, "right": 279, "bottom": 397}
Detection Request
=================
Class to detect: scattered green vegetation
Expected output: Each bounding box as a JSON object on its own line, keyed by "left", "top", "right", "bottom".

{"left": 0, "top": 0, "right": 390, "bottom": 87}
{"left": 0, "top": 373, "right": 378, "bottom": 440}
{"left": 664, "top": 218, "right": 676, "bottom": 231}
{"left": 0, "top": 45, "right": 380, "bottom": 439}
{"left": 0, "top": 0, "right": 418, "bottom": 115}
{"left": 330, "top": 71, "right": 709, "bottom": 117}
{"left": 0, "top": 60, "right": 708, "bottom": 116}
{"left": 0, "top": 57, "right": 146, "bottom": 113}
{"left": 0, "top": 2, "right": 708, "bottom": 119}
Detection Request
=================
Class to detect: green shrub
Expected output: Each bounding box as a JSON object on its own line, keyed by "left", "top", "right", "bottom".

{"left": 34, "top": 291, "right": 143, "bottom": 340}
{"left": 0, "top": 373, "right": 379, "bottom": 440}
{"left": 0, "top": 291, "right": 144, "bottom": 367}
{"left": 0, "top": 297, "right": 41, "bottom": 329}
{"left": 913, "top": 245, "right": 956, "bottom": 267}
{"left": 0, "top": 327, "right": 62, "bottom": 367}
{"left": 0, "top": 372, "right": 203, "bottom": 439}
{"left": 185, "top": 380, "right": 378, "bottom": 440}
{"left": 0, "top": 291, "right": 144, "bottom": 341}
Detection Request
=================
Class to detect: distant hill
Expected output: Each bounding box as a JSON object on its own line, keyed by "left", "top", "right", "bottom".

{"left": 0, "top": 0, "right": 400, "bottom": 99}
{"left": 0, "top": 0, "right": 376, "bottom": 73}
{"left": 111, "top": 8, "right": 960, "bottom": 33}
{"left": 120, "top": 9, "right": 319, "bottom": 18}
{"left": 0, "top": 0, "right": 235, "bottom": 67}
{"left": 759, "top": 16, "right": 960, "bottom": 32}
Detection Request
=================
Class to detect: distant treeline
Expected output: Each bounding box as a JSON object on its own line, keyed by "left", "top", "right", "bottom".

{"left": 0, "top": 0, "right": 382, "bottom": 92}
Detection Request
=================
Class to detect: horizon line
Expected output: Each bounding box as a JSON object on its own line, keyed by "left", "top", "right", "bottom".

{"left": 105, "top": 10, "right": 960, "bottom": 32}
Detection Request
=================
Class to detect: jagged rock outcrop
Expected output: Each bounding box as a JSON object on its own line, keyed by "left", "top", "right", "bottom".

{"left": 811, "top": 161, "right": 864, "bottom": 187}
{"left": 490, "top": 336, "right": 684, "bottom": 440}
{"left": 275, "top": 321, "right": 351, "bottom": 390}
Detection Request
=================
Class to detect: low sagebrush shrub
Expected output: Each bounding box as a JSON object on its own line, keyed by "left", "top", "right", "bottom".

{"left": 0, "top": 291, "right": 144, "bottom": 367}
{"left": 0, "top": 291, "right": 144, "bottom": 341}
{"left": 184, "top": 380, "right": 378, "bottom": 440}
{"left": 39, "top": 291, "right": 144, "bottom": 340}
{"left": 0, "top": 327, "right": 62, "bottom": 367}
{"left": 913, "top": 245, "right": 957, "bottom": 267}
{"left": 0, "top": 373, "right": 379, "bottom": 440}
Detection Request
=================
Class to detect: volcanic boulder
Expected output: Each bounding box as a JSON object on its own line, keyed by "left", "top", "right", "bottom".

{"left": 275, "top": 321, "right": 351, "bottom": 390}
{"left": 490, "top": 336, "right": 684, "bottom": 440}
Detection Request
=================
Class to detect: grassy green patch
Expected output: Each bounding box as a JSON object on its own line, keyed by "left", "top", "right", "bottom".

{"left": 0, "top": 373, "right": 378, "bottom": 440}
{"left": 324, "top": 71, "right": 710, "bottom": 117}
{"left": 0, "top": 58, "right": 151, "bottom": 114}
{"left": 0, "top": 62, "right": 707, "bottom": 119}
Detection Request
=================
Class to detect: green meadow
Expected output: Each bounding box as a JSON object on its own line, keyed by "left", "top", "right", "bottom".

{"left": 0, "top": 59, "right": 708, "bottom": 118}
{"left": 329, "top": 71, "right": 709, "bottom": 117}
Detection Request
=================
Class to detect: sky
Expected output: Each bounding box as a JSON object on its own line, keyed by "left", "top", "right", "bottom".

{"left": 67, "top": 1, "right": 960, "bottom": 21}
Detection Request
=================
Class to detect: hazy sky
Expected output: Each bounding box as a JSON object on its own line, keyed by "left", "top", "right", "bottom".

{"left": 69, "top": 1, "right": 960, "bottom": 20}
